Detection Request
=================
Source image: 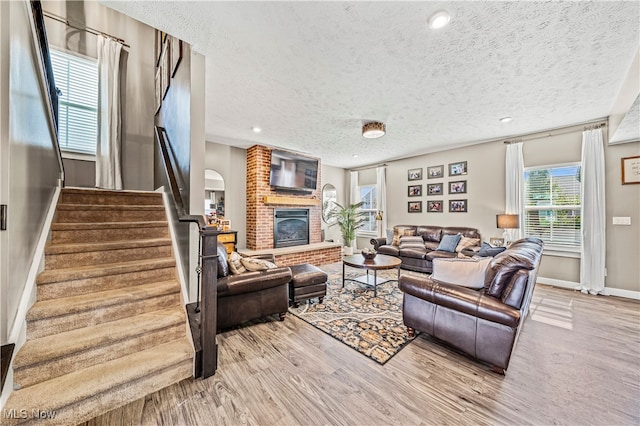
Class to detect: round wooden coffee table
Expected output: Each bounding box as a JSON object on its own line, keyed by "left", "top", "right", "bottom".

{"left": 342, "top": 254, "right": 402, "bottom": 296}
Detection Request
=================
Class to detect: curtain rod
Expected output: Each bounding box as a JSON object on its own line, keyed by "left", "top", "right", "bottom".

{"left": 504, "top": 119, "right": 607, "bottom": 144}
{"left": 349, "top": 163, "right": 388, "bottom": 172}
{"left": 43, "top": 11, "right": 130, "bottom": 48}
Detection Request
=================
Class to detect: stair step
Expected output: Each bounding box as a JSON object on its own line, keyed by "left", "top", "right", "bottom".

{"left": 60, "top": 188, "right": 163, "bottom": 206}
{"left": 45, "top": 238, "right": 172, "bottom": 269}
{"left": 51, "top": 221, "right": 169, "bottom": 243}
{"left": 14, "top": 307, "right": 187, "bottom": 387}
{"left": 3, "top": 338, "right": 192, "bottom": 425}
{"left": 37, "top": 257, "right": 176, "bottom": 285}
{"left": 27, "top": 281, "right": 181, "bottom": 339}
{"left": 37, "top": 259, "right": 176, "bottom": 301}
{"left": 54, "top": 204, "right": 166, "bottom": 223}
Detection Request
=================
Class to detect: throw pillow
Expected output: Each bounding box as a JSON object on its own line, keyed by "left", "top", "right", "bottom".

{"left": 228, "top": 251, "right": 247, "bottom": 275}
{"left": 240, "top": 257, "right": 278, "bottom": 272}
{"left": 392, "top": 227, "right": 416, "bottom": 246}
{"left": 455, "top": 236, "right": 480, "bottom": 253}
{"left": 386, "top": 229, "right": 394, "bottom": 245}
{"left": 436, "top": 234, "right": 462, "bottom": 253}
{"left": 431, "top": 257, "right": 492, "bottom": 289}
{"left": 477, "top": 242, "right": 507, "bottom": 257}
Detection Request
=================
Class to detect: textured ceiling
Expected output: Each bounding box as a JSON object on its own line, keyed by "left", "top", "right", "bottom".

{"left": 101, "top": 1, "right": 639, "bottom": 168}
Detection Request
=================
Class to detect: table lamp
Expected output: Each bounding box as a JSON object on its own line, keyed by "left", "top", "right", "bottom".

{"left": 375, "top": 211, "right": 383, "bottom": 238}
{"left": 496, "top": 214, "right": 519, "bottom": 246}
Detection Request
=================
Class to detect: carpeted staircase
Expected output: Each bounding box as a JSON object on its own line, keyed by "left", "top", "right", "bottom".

{"left": 3, "top": 188, "right": 194, "bottom": 425}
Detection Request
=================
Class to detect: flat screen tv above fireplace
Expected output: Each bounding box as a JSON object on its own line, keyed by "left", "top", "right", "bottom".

{"left": 269, "top": 149, "right": 318, "bottom": 192}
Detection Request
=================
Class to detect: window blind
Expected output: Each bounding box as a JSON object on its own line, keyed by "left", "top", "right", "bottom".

{"left": 523, "top": 164, "right": 582, "bottom": 249}
{"left": 359, "top": 185, "right": 378, "bottom": 234}
{"left": 50, "top": 49, "right": 98, "bottom": 155}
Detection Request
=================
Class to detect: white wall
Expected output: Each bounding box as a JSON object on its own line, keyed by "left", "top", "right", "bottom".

{"left": 320, "top": 164, "right": 347, "bottom": 244}
{"left": 204, "top": 142, "right": 247, "bottom": 248}
{"left": 42, "top": 0, "right": 156, "bottom": 190}
{"left": 1, "top": 0, "right": 61, "bottom": 343}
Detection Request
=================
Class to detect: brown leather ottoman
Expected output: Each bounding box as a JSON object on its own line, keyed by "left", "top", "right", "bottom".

{"left": 289, "top": 263, "right": 328, "bottom": 307}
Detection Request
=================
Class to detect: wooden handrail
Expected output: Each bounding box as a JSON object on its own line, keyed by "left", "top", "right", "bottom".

{"left": 155, "top": 125, "right": 217, "bottom": 378}
{"left": 28, "top": 0, "right": 65, "bottom": 185}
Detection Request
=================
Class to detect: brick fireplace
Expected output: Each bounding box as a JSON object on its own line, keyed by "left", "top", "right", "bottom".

{"left": 246, "top": 145, "right": 322, "bottom": 250}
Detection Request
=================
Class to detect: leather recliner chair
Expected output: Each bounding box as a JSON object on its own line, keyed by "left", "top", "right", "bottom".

{"left": 215, "top": 243, "right": 292, "bottom": 330}
{"left": 398, "top": 237, "right": 544, "bottom": 374}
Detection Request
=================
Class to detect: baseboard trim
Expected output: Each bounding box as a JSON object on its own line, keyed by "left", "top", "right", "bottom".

{"left": 604, "top": 287, "right": 640, "bottom": 301}
{"left": 537, "top": 276, "right": 640, "bottom": 300}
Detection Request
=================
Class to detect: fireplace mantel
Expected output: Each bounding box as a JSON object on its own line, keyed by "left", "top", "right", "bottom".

{"left": 263, "top": 196, "right": 321, "bottom": 206}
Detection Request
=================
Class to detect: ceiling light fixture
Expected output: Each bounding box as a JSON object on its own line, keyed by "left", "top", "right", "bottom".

{"left": 428, "top": 10, "right": 451, "bottom": 29}
{"left": 252, "top": 126, "right": 262, "bottom": 133}
{"left": 499, "top": 116, "right": 513, "bottom": 123}
{"left": 362, "top": 122, "right": 386, "bottom": 139}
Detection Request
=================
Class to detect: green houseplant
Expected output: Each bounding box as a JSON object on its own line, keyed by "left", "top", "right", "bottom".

{"left": 326, "top": 201, "right": 368, "bottom": 255}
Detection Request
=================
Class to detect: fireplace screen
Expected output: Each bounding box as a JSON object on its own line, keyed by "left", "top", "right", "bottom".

{"left": 274, "top": 209, "right": 309, "bottom": 248}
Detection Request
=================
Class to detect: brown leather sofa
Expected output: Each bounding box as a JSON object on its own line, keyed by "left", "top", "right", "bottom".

{"left": 398, "top": 237, "right": 544, "bottom": 374}
{"left": 371, "top": 225, "right": 482, "bottom": 273}
{"left": 216, "top": 243, "right": 292, "bottom": 330}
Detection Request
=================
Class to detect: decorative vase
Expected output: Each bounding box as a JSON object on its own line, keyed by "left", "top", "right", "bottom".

{"left": 344, "top": 246, "right": 354, "bottom": 256}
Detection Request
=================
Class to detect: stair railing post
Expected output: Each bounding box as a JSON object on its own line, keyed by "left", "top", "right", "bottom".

{"left": 199, "top": 226, "right": 218, "bottom": 378}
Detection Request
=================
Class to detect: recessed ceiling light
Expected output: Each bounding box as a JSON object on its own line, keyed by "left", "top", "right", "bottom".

{"left": 252, "top": 126, "right": 262, "bottom": 133}
{"left": 352, "top": 154, "right": 359, "bottom": 158}
{"left": 428, "top": 10, "right": 450, "bottom": 29}
{"left": 499, "top": 117, "right": 513, "bottom": 123}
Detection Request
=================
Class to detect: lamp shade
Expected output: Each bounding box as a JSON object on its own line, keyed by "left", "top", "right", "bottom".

{"left": 362, "top": 122, "right": 386, "bottom": 139}
{"left": 496, "top": 214, "right": 519, "bottom": 229}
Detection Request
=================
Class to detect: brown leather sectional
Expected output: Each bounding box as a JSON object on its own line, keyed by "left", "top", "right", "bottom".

{"left": 216, "top": 243, "right": 292, "bottom": 331}
{"left": 371, "top": 225, "right": 482, "bottom": 273}
{"left": 398, "top": 237, "right": 544, "bottom": 374}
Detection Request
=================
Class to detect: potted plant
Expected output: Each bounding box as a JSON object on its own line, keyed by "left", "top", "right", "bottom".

{"left": 326, "top": 201, "right": 368, "bottom": 255}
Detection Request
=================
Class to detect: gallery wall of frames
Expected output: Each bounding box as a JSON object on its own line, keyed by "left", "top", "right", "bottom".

{"left": 407, "top": 161, "right": 468, "bottom": 213}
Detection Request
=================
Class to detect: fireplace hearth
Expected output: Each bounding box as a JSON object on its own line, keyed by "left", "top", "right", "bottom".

{"left": 274, "top": 209, "right": 309, "bottom": 248}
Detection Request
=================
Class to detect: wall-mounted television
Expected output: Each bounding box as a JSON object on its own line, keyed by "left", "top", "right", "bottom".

{"left": 269, "top": 149, "right": 318, "bottom": 192}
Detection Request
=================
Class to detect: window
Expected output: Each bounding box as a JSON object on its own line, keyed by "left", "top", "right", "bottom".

{"left": 358, "top": 184, "right": 378, "bottom": 234}
{"left": 50, "top": 49, "right": 99, "bottom": 155}
{"left": 523, "top": 163, "right": 582, "bottom": 250}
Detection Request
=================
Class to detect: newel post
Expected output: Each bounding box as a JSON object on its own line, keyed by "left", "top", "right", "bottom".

{"left": 200, "top": 227, "right": 218, "bottom": 378}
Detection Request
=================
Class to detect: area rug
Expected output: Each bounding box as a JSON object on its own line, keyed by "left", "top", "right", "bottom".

{"left": 288, "top": 263, "right": 423, "bottom": 365}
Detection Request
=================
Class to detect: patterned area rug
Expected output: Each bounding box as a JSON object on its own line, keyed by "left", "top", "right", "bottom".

{"left": 288, "top": 262, "right": 424, "bottom": 365}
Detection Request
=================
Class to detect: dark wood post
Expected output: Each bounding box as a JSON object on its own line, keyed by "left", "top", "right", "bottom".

{"left": 200, "top": 227, "right": 218, "bottom": 378}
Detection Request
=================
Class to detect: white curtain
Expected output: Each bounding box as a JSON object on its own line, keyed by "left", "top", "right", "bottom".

{"left": 505, "top": 142, "right": 524, "bottom": 243}
{"left": 580, "top": 129, "right": 606, "bottom": 295}
{"left": 96, "top": 35, "right": 123, "bottom": 190}
{"left": 376, "top": 166, "right": 387, "bottom": 238}
{"left": 349, "top": 171, "right": 359, "bottom": 249}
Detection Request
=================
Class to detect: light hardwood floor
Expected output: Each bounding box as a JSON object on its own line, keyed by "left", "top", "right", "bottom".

{"left": 84, "top": 284, "right": 640, "bottom": 426}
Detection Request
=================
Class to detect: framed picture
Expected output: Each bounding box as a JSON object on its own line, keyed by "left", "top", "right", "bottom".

{"left": 160, "top": 45, "right": 170, "bottom": 99}
{"left": 408, "top": 185, "right": 422, "bottom": 197}
{"left": 427, "top": 183, "right": 443, "bottom": 195}
{"left": 220, "top": 219, "right": 231, "bottom": 231}
{"left": 408, "top": 168, "right": 423, "bottom": 181}
{"left": 427, "top": 165, "right": 444, "bottom": 179}
{"left": 621, "top": 155, "right": 640, "bottom": 184}
{"left": 427, "top": 200, "right": 443, "bottom": 212}
{"left": 408, "top": 201, "right": 422, "bottom": 213}
{"left": 154, "top": 67, "right": 162, "bottom": 114}
{"left": 170, "top": 37, "right": 183, "bottom": 78}
{"left": 449, "top": 199, "right": 467, "bottom": 212}
{"left": 490, "top": 237, "right": 505, "bottom": 247}
{"left": 449, "top": 161, "right": 468, "bottom": 176}
{"left": 449, "top": 180, "right": 467, "bottom": 194}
